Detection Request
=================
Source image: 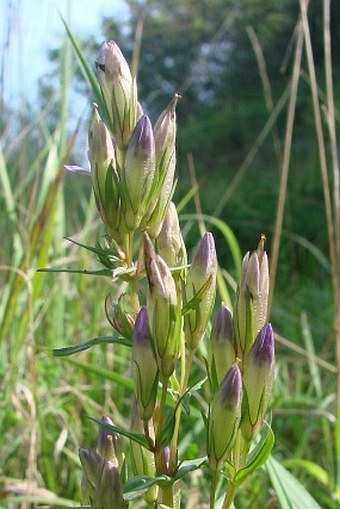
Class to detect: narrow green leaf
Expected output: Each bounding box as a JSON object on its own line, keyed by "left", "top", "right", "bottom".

{"left": 234, "top": 423, "right": 275, "bottom": 484}
{"left": 182, "top": 277, "right": 212, "bottom": 316}
{"left": 51, "top": 335, "right": 132, "bottom": 357}
{"left": 123, "top": 475, "right": 170, "bottom": 500}
{"left": 88, "top": 416, "right": 149, "bottom": 449}
{"left": 174, "top": 457, "right": 207, "bottom": 480}
{"left": 266, "top": 455, "right": 322, "bottom": 509}
{"left": 282, "top": 459, "right": 329, "bottom": 488}
{"left": 37, "top": 267, "right": 112, "bottom": 277}
{"left": 64, "top": 237, "right": 120, "bottom": 261}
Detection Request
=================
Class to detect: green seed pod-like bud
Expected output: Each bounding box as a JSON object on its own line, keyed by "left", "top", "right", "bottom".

{"left": 146, "top": 150, "right": 176, "bottom": 238}
{"left": 132, "top": 307, "right": 159, "bottom": 421}
{"left": 241, "top": 322, "right": 275, "bottom": 442}
{"left": 79, "top": 447, "right": 101, "bottom": 503}
{"left": 208, "top": 364, "right": 243, "bottom": 472}
{"left": 88, "top": 103, "right": 120, "bottom": 233}
{"left": 185, "top": 232, "right": 217, "bottom": 351}
{"left": 209, "top": 304, "right": 236, "bottom": 385}
{"left": 154, "top": 94, "right": 179, "bottom": 176}
{"left": 234, "top": 235, "right": 269, "bottom": 357}
{"left": 156, "top": 202, "right": 182, "bottom": 268}
{"left": 95, "top": 40, "right": 137, "bottom": 150}
{"left": 121, "top": 115, "right": 155, "bottom": 231}
{"left": 130, "top": 405, "right": 158, "bottom": 503}
{"left": 144, "top": 233, "right": 181, "bottom": 377}
{"left": 97, "top": 416, "right": 124, "bottom": 471}
{"left": 94, "top": 458, "right": 125, "bottom": 509}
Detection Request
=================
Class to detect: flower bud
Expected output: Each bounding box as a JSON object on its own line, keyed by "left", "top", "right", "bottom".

{"left": 88, "top": 104, "right": 120, "bottom": 233}
{"left": 144, "top": 233, "right": 181, "bottom": 377}
{"left": 130, "top": 406, "right": 158, "bottom": 503}
{"left": 79, "top": 447, "right": 101, "bottom": 503}
{"left": 209, "top": 304, "right": 235, "bottom": 385}
{"left": 208, "top": 364, "right": 243, "bottom": 471}
{"left": 155, "top": 202, "right": 182, "bottom": 268}
{"left": 98, "top": 416, "right": 124, "bottom": 470}
{"left": 105, "top": 295, "right": 135, "bottom": 341}
{"left": 154, "top": 94, "right": 179, "bottom": 174}
{"left": 121, "top": 115, "right": 155, "bottom": 231}
{"left": 241, "top": 323, "right": 275, "bottom": 442}
{"left": 234, "top": 235, "right": 269, "bottom": 356}
{"left": 146, "top": 150, "right": 176, "bottom": 238}
{"left": 94, "top": 458, "right": 125, "bottom": 509}
{"left": 132, "top": 307, "right": 159, "bottom": 421}
{"left": 184, "top": 232, "right": 217, "bottom": 350}
{"left": 96, "top": 40, "right": 137, "bottom": 150}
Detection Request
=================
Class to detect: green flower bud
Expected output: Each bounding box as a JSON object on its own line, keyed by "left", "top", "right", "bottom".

{"left": 154, "top": 94, "right": 179, "bottom": 175}
{"left": 105, "top": 295, "right": 135, "bottom": 342}
{"left": 88, "top": 103, "right": 120, "bottom": 233}
{"left": 146, "top": 150, "right": 176, "bottom": 238}
{"left": 132, "top": 307, "right": 159, "bottom": 421}
{"left": 121, "top": 115, "right": 155, "bottom": 231}
{"left": 144, "top": 233, "right": 181, "bottom": 377}
{"left": 241, "top": 323, "right": 275, "bottom": 442}
{"left": 185, "top": 232, "right": 217, "bottom": 350}
{"left": 98, "top": 416, "right": 124, "bottom": 470}
{"left": 208, "top": 364, "right": 243, "bottom": 471}
{"left": 79, "top": 447, "right": 101, "bottom": 503}
{"left": 94, "top": 458, "right": 125, "bottom": 509}
{"left": 130, "top": 406, "right": 158, "bottom": 503}
{"left": 234, "top": 235, "right": 269, "bottom": 357}
{"left": 155, "top": 202, "right": 182, "bottom": 268}
{"left": 95, "top": 40, "right": 137, "bottom": 150}
{"left": 209, "top": 304, "right": 235, "bottom": 385}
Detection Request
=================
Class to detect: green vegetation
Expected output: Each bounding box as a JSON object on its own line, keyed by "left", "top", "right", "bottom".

{"left": 0, "top": 0, "right": 339, "bottom": 508}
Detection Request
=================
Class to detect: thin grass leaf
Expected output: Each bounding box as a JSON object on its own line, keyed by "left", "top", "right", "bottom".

{"left": 37, "top": 267, "right": 112, "bottom": 277}
{"left": 51, "top": 335, "right": 132, "bottom": 356}
{"left": 282, "top": 459, "right": 329, "bottom": 488}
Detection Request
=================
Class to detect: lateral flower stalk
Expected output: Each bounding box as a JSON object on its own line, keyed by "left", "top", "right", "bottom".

{"left": 121, "top": 115, "right": 155, "bottom": 231}
{"left": 132, "top": 307, "right": 159, "bottom": 421}
{"left": 95, "top": 40, "right": 137, "bottom": 150}
{"left": 144, "top": 233, "right": 181, "bottom": 377}
{"left": 208, "top": 364, "right": 243, "bottom": 472}
{"left": 185, "top": 232, "right": 217, "bottom": 351}
{"left": 241, "top": 322, "right": 275, "bottom": 442}
{"left": 209, "top": 304, "right": 235, "bottom": 385}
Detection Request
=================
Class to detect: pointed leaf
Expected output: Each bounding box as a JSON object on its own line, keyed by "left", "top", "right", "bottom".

{"left": 88, "top": 416, "right": 149, "bottom": 449}
{"left": 51, "top": 335, "right": 132, "bottom": 357}
{"left": 123, "top": 475, "right": 170, "bottom": 500}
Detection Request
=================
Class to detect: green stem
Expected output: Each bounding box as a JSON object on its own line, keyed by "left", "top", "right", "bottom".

{"left": 210, "top": 469, "right": 218, "bottom": 509}
{"left": 221, "top": 481, "right": 237, "bottom": 509}
{"left": 156, "top": 375, "right": 169, "bottom": 451}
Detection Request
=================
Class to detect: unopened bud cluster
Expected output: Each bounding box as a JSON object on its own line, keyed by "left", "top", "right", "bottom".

{"left": 70, "top": 41, "right": 276, "bottom": 508}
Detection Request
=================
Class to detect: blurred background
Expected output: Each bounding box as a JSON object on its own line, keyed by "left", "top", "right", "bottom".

{"left": 0, "top": 0, "right": 339, "bottom": 507}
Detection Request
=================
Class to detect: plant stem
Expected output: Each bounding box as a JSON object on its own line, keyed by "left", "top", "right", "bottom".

{"left": 210, "top": 469, "right": 218, "bottom": 509}
{"left": 221, "top": 481, "right": 237, "bottom": 509}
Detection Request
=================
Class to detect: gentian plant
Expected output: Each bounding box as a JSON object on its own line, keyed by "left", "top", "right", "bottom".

{"left": 63, "top": 40, "right": 275, "bottom": 509}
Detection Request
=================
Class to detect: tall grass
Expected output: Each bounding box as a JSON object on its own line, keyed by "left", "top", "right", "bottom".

{"left": 0, "top": 1, "right": 338, "bottom": 508}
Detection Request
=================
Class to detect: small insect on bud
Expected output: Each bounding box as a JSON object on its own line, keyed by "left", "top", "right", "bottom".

{"left": 121, "top": 115, "right": 155, "bottom": 231}
{"left": 209, "top": 304, "right": 236, "bottom": 385}
{"left": 144, "top": 233, "right": 182, "bottom": 377}
{"left": 185, "top": 232, "right": 217, "bottom": 351}
{"left": 88, "top": 103, "right": 120, "bottom": 233}
{"left": 241, "top": 322, "right": 275, "bottom": 442}
{"left": 132, "top": 307, "right": 159, "bottom": 421}
{"left": 95, "top": 40, "right": 137, "bottom": 150}
{"left": 208, "top": 364, "right": 243, "bottom": 472}
{"left": 94, "top": 458, "right": 125, "bottom": 509}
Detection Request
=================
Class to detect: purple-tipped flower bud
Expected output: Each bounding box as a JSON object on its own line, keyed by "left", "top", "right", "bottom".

{"left": 234, "top": 235, "right": 269, "bottom": 356}
{"left": 94, "top": 458, "right": 124, "bottom": 509}
{"left": 88, "top": 104, "right": 120, "bottom": 233}
{"left": 144, "top": 234, "right": 181, "bottom": 377}
{"left": 121, "top": 115, "right": 155, "bottom": 231}
{"left": 209, "top": 304, "right": 236, "bottom": 385}
{"left": 185, "top": 232, "right": 217, "bottom": 350}
{"left": 208, "top": 364, "right": 243, "bottom": 471}
{"left": 97, "top": 416, "right": 124, "bottom": 470}
{"left": 96, "top": 40, "right": 137, "bottom": 150}
{"left": 132, "top": 307, "right": 159, "bottom": 421}
{"left": 154, "top": 94, "right": 179, "bottom": 175}
{"left": 241, "top": 323, "right": 275, "bottom": 442}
